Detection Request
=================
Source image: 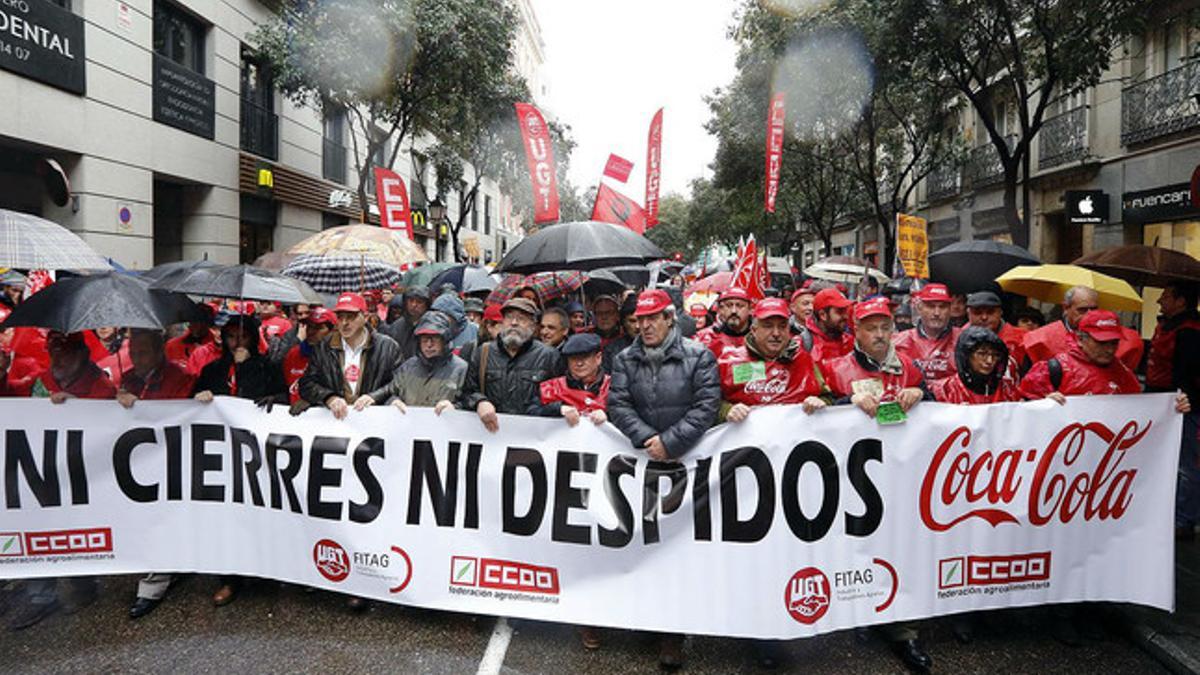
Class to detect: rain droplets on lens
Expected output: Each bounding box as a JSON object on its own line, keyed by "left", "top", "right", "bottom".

{"left": 303, "top": 0, "right": 417, "bottom": 99}
{"left": 771, "top": 30, "right": 873, "bottom": 141}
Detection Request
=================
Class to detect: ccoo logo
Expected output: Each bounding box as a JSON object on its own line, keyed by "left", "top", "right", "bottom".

{"left": 785, "top": 567, "right": 831, "bottom": 624}
{"left": 313, "top": 539, "right": 350, "bottom": 582}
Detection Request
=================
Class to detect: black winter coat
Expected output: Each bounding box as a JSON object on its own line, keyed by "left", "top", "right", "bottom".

{"left": 299, "top": 329, "right": 402, "bottom": 406}
{"left": 608, "top": 330, "right": 720, "bottom": 458}
{"left": 381, "top": 315, "right": 420, "bottom": 361}
{"left": 459, "top": 337, "right": 564, "bottom": 414}
{"left": 193, "top": 354, "right": 287, "bottom": 402}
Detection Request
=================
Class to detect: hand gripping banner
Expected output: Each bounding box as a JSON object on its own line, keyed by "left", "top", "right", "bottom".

{"left": 0, "top": 395, "right": 1181, "bottom": 638}
{"left": 514, "top": 103, "right": 560, "bottom": 225}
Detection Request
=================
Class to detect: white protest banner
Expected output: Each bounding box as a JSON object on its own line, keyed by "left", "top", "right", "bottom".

{"left": 0, "top": 395, "right": 1181, "bottom": 639}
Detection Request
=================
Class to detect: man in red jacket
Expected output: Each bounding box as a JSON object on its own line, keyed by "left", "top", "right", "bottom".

{"left": 1022, "top": 285, "right": 1143, "bottom": 371}
{"left": 1020, "top": 310, "right": 1144, "bottom": 400}
{"left": 115, "top": 329, "right": 197, "bottom": 620}
{"left": 4, "top": 331, "right": 114, "bottom": 631}
{"left": 965, "top": 291, "right": 1026, "bottom": 367}
{"left": 531, "top": 332, "right": 609, "bottom": 426}
{"left": 893, "top": 283, "right": 959, "bottom": 383}
{"left": 719, "top": 298, "right": 827, "bottom": 422}
{"left": 165, "top": 303, "right": 216, "bottom": 370}
{"left": 821, "top": 296, "right": 931, "bottom": 671}
{"left": 797, "top": 287, "right": 854, "bottom": 363}
{"left": 695, "top": 287, "right": 752, "bottom": 359}
{"left": 282, "top": 307, "right": 335, "bottom": 404}
{"left": 1145, "top": 283, "right": 1200, "bottom": 539}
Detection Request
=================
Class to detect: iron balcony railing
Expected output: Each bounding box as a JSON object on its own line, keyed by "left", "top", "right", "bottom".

{"left": 925, "top": 163, "right": 960, "bottom": 202}
{"left": 322, "top": 138, "right": 346, "bottom": 183}
{"left": 1038, "top": 106, "right": 1089, "bottom": 170}
{"left": 964, "top": 135, "right": 1016, "bottom": 189}
{"left": 239, "top": 98, "right": 278, "bottom": 160}
{"left": 1122, "top": 60, "right": 1200, "bottom": 146}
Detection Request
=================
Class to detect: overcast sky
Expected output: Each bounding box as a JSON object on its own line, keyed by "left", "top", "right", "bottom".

{"left": 530, "top": 0, "right": 740, "bottom": 201}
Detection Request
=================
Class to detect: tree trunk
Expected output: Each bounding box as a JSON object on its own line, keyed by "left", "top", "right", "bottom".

{"left": 1018, "top": 149, "right": 1032, "bottom": 250}
{"left": 1002, "top": 167, "right": 1024, "bottom": 248}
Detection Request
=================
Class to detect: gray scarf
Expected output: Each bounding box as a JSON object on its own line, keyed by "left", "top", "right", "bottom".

{"left": 642, "top": 325, "right": 679, "bottom": 374}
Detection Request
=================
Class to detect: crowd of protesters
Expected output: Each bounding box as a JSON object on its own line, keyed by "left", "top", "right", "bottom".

{"left": 0, "top": 265, "right": 1196, "bottom": 673}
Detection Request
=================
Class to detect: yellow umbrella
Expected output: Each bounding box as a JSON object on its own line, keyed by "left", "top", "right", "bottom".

{"left": 995, "top": 264, "right": 1143, "bottom": 312}
{"left": 286, "top": 224, "right": 427, "bottom": 268}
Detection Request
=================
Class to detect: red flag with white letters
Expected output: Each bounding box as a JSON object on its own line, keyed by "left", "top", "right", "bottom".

{"left": 373, "top": 167, "right": 412, "bottom": 239}
{"left": 645, "top": 108, "right": 663, "bottom": 228}
{"left": 602, "top": 154, "right": 634, "bottom": 183}
{"left": 764, "top": 93, "right": 786, "bottom": 214}
{"left": 515, "top": 103, "right": 561, "bottom": 224}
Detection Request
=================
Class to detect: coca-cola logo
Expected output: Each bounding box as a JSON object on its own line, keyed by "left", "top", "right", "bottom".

{"left": 744, "top": 375, "right": 788, "bottom": 396}
{"left": 920, "top": 421, "right": 1149, "bottom": 532}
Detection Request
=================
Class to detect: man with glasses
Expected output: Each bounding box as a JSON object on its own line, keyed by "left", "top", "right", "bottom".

{"left": 1023, "top": 286, "right": 1143, "bottom": 371}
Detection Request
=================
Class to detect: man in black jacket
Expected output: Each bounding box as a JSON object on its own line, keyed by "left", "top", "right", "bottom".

{"left": 607, "top": 289, "right": 720, "bottom": 669}
{"left": 299, "top": 292, "right": 401, "bottom": 420}
{"left": 381, "top": 286, "right": 432, "bottom": 359}
{"left": 459, "top": 297, "right": 564, "bottom": 431}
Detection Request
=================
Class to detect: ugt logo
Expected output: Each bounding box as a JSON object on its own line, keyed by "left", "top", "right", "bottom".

{"left": 785, "top": 567, "right": 831, "bottom": 625}
{"left": 313, "top": 539, "right": 350, "bottom": 583}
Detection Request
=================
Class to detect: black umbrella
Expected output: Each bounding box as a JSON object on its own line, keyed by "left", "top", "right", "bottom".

{"left": 149, "top": 263, "right": 324, "bottom": 305}
{"left": 928, "top": 240, "right": 1039, "bottom": 294}
{"left": 428, "top": 264, "right": 497, "bottom": 294}
{"left": 140, "top": 259, "right": 219, "bottom": 282}
{"left": 0, "top": 272, "right": 202, "bottom": 332}
{"left": 495, "top": 221, "right": 665, "bottom": 274}
{"left": 603, "top": 265, "right": 652, "bottom": 288}
{"left": 583, "top": 269, "right": 629, "bottom": 297}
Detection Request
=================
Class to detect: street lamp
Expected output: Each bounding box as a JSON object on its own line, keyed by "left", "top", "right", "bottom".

{"left": 428, "top": 196, "right": 446, "bottom": 223}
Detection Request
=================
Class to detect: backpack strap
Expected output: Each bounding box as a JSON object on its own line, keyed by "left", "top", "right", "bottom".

{"left": 479, "top": 341, "right": 490, "bottom": 398}
{"left": 1047, "top": 357, "right": 1063, "bottom": 392}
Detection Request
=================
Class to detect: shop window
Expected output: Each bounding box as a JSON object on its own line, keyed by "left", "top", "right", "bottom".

{"left": 154, "top": 0, "right": 205, "bottom": 75}
{"left": 239, "top": 195, "right": 276, "bottom": 264}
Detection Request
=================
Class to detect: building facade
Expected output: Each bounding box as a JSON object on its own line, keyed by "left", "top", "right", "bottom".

{"left": 0, "top": 0, "right": 533, "bottom": 269}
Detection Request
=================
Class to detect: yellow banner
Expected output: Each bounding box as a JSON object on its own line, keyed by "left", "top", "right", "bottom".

{"left": 896, "top": 213, "right": 930, "bottom": 278}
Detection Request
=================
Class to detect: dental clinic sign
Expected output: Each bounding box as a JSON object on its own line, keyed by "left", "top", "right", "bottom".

{"left": 0, "top": 0, "right": 85, "bottom": 95}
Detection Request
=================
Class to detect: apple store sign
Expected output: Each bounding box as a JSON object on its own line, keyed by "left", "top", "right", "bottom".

{"left": 1065, "top": 190, "right": 1108, "bottom": 225}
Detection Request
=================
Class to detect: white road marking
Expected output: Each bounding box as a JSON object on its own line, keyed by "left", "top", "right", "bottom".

{"left": 476, "top": 616, "right": 514, "bottom": 675}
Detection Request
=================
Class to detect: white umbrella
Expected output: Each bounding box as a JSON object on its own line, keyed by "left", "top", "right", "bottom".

{"left": 0, "top": 209, "right": 111, "bottom": 270}
{"left": 804, "top": 261, "right": 890, "bottom": 284}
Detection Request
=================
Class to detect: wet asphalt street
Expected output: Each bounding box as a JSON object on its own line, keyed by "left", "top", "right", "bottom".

{"left": 0, "top": 574, "right": 1168, "bottom": 674}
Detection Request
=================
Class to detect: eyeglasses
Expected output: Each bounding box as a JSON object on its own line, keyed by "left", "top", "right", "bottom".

{"left": 973, "top": 350, "right": 1002, "bottom": 362}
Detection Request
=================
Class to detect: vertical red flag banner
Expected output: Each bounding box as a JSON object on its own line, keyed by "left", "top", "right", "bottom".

{"left": 515, "top": 103, "right": 561, "bottom": 225}
{"left": 764, "top": 93, "right": 786, "bottom": 214}
{"left": 592, "top": 183, "right": 647, "bottom": 234}
{"left": 603, "top": 154, "right": 634, "bottom": 183}
{"left": 645, "top": 108, "right": 663, "bottom": 228}
{"left": 373, "top": 167, "right": 413, "bottom": 239}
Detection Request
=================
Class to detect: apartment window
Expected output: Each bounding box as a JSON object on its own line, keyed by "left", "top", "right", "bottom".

{"left": 484, "top": 194, "right": 492, "bottom": 235}
{"left": 239, "top": 47, "right": 277, "bottom": 159}
{"left": 322, "top": 106, "right": 347, "bottom": 183}
{"left": 364, "top": 131, "right": 389, "bottom": 197}
{"left": 154, "top": 1, "right": 205, "bottom": 75}
{"left": 410, "top": 152, "right": 428, "bottom": 210}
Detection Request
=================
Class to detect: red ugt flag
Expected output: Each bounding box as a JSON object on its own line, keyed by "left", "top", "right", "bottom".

{"left": 373, "top": 167, "right": 412, "bottom": 239}
{"left": 645, "top": 108, "right": 663, "bottom": 228}
{"left": 603, "top": 154, "right": 634, "bottom": 183}
{"left": 592, "top": 183, "right": 646, "bottom": 234}
{"left": 515, "top": 103, "right": 561, "bottom": 225}
{"left": 764, "top": 93, "right": 786, "bottom": 214}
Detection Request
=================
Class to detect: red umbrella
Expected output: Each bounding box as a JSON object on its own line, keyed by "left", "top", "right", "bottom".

{"left": 686, "top": 271, "right": 733, "bottom": 295}
{"left": 487, "top": 271, "right": 585, "bottom": 305}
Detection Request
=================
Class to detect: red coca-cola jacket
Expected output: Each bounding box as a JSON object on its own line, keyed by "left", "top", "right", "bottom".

{"left": 718, "top": 338, "right": 821, "bottom": 408}
{"left": 1018, "top": 346, "right": 1141, "bottom": 399}
{"left": 823, "top": 348, "right": 925, "bottom": 402}
{"left": 165, "top": 330, "right": 215, "bottom": 369}
{"left": 534, "top": 374, "right": 610, "bottom": 415}
{"left": 930, "top": 372, "right": 1021, "bottom": 405}
{"left": 119, "top": 360, "right": 196, "bottom": 400}
{"left": 997, "top": 322, "right": 1027, "bottom": 367}
{"left": 30, "top": 362, "right": 117, "bottom": 399}
{"left": 893, "top": 323, "right": 960, "bottom": 383}
{"left": 282, "top": 343, "right": 312, "bottom": 404}
{"left": 1024, "top": 319, "right": 1143, "bottom": 372}
{"left": 798, "top": 316, "right": 854, "bottom": 363}
{"left": 695, "top": 325, "right": 747, "bottom": 360}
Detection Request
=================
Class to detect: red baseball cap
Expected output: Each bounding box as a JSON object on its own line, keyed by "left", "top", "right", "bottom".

{"left": 914, "top": 283, "right": 952, "bottom": 304}
{"left": 719, "top": 287, "right": 751, "bottom": 303}
{"left": 483, "top": 304, "right": 503, "bottom": 322}
{"left": 306, "top": 307, "right": 336, "bottom": 326}
{"left": 333, "top": 292, "right": 368, "bottom": 313}
{"left": 854, "top": 297, "right": 892, "bottom": 321}
{"left": 1077, "top": 310, "right": 1123, "bottom": 342}
{"left": 634, "top": 289, "right": 673, "bottom": 317}
{"left": 813, "top": 288, "right": 852, "bottom": 312}
{"left": 753, "top": 298, "right": 791, "bottom": 320}
{"left": 790, "top": 284, "right": 816, "bottom": 304}
{"left": 689, "top": 304, "right": 708, "bottom": 318}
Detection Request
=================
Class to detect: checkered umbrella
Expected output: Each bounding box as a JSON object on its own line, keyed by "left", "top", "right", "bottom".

{"left": 286, "top": 224, "right": 428, "bottom": 268}
{"left": 0, "top": 209, "right": 112, "bottom": 271}
{"left": 282, "top": 254, "right": 402, "bottom": 294}
{"left": 487, "top": 271, "right": 584, "bottom": 305}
